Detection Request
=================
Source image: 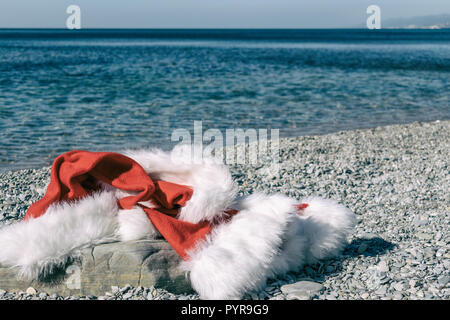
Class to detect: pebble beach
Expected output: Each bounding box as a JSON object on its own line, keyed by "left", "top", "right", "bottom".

{"left": 0, "top": 120, "right": 449, "bottom": 300}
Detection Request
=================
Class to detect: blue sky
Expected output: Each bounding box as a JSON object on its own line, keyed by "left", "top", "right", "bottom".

{"left": 0, "top": 0, "right": 449, "bottom": 28}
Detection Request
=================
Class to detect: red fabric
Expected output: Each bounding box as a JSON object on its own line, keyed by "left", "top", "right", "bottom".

{"left": 25, "top": 150, "right": 212, "bottom": 260}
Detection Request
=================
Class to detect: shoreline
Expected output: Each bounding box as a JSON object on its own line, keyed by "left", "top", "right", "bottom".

{"left": 0, "top": 119, "right": 449, "bottom": 300}
{"left": 0, "top": 119, "right": 448, "bottom": 174}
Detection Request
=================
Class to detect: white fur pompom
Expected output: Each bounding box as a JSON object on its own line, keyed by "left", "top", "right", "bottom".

{"left": 298, "top": 197, "right": 357, "bottom": 262}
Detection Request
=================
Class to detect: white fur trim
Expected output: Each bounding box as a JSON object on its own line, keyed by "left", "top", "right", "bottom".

{"left": 0, "top": 191, "right": 119, "bottom": 280}
{"left": 116, "top": 207, "right": 160, "bottom": 241}
{"left": 180, "top": 194, "right": 356, "bottom": 299}
{"left": 180, "top": 193, "right": 298, "bottom": 300}
{"left": 124, "top": 146, "right": 238, "bottom": 224}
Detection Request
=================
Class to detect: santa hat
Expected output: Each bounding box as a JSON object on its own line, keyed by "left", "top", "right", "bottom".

{"left": 0, "top": 145, "right": 356, "bottom": 299}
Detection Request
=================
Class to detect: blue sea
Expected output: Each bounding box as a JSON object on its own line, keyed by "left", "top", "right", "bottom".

{"left": 0, "top": 29, "right": 449, "bottom": 171}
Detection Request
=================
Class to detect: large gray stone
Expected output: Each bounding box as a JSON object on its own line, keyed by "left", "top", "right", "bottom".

{"left": 0, "top": 240, "right": 193, "bottom": 296}
{"left": 281, "top": 281, "right": 324, "bottom": 300}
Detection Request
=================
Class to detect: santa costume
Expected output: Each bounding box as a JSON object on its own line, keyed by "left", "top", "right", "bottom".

{"left": 0, "top": 145, "right": 356, "bottom": 299}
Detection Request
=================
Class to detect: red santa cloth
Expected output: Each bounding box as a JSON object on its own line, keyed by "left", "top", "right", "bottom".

{"left": 25, "top": 150, "right": 215, "bottom": 260}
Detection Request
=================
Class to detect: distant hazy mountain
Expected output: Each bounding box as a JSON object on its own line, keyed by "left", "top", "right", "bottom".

{"left": 357, "top": 13, "right": 450, "bottom": 29}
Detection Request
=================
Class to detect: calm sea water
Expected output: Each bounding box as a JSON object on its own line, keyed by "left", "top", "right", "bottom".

{"left": 0, "top": 29, "right": 449, "bottom": 171}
